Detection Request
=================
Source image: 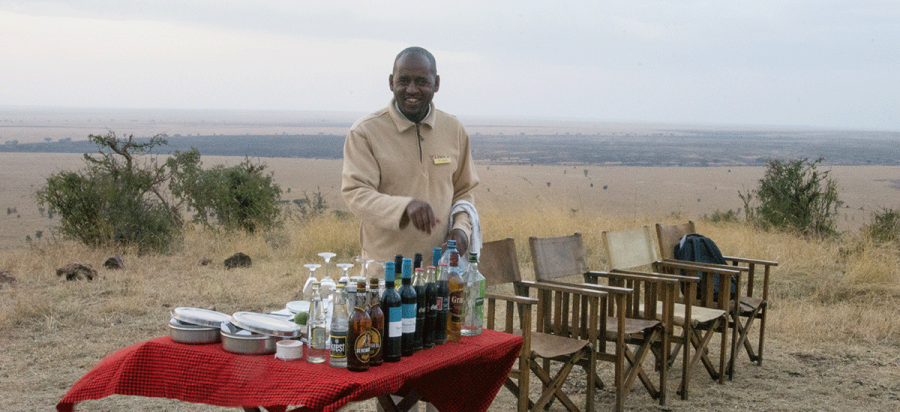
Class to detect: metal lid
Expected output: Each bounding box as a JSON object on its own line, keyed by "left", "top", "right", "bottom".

{"left": 171, "top": 307, "right": 232, "bottom": 328}
{"left": 285, "top": 300, "right": 310, "bottom": 314}
{"left": 231, "top": 311, "right": 302, "bottom": 337}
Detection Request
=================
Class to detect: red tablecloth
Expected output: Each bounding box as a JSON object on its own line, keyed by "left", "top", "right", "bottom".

{"left": 57, "top": 329, "right": 522, "bottom": 412}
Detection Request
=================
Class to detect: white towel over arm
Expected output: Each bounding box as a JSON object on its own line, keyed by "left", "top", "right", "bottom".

{"left": 449, "top": 200, "right": 481, "bottom": 257}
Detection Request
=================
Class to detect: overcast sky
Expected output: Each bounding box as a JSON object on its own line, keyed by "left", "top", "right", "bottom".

{"left": 1, "top": 1, "right": 898, "bottom": 131}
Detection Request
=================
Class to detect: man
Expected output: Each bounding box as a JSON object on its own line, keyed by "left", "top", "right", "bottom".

{"left": 342, "top": 47, "right": 478, "bottom": 263}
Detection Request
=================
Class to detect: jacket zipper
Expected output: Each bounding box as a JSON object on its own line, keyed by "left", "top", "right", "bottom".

{"left": 415, "top": 122, "right": 423, "bottom": 163}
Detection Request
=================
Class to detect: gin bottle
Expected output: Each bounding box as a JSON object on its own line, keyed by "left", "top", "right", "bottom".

{"left": 307, "top": 282, "right": 328, "bottom": 363}
{"left": 433, "top": 247, "right": 449, "bottom": 345}
{"left": 462, "top": 253, "right": 485, "bottom": 336}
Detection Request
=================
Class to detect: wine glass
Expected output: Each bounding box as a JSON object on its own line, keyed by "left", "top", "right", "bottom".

{"left": 301, "top": 263, "right": 321, "bottom": 299}
{"left": 336, "top": 262, "right": 354, "bottom": 285}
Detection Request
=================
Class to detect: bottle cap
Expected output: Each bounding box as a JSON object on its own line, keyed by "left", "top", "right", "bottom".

{"left": 384, "top": 261, "right": 395, "bottom": 282}
{"left": 432, "top": 247, "right": 442, "bottom": 266}
{"left": 447, "top": 239, "right": 456, "bottom": 248}
{"left": 402, "top": 258, "right": 413, "bottom": 279}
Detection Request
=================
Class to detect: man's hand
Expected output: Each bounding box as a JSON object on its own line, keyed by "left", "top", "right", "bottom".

{"left": 444, "top": 228, "right": 468, "bottom": 255}
{"left": 404, "top": 200, "right": 439, "bottom": 235}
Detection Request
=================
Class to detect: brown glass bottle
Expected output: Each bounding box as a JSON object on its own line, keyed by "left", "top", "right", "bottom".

{"left": 366, "top": 276, "right": 384, "bottom": 367}
{"left": 348, "top": 280, "right": 372, "bottom": 372}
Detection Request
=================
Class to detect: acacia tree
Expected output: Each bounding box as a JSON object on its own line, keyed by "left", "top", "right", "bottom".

{"left": 37, "top": 132, "right": 195, "bottom": 253}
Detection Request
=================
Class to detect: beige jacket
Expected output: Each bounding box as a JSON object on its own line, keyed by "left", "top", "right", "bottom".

{"left": 341, "top": 100, "right": 478, "bottom": 263}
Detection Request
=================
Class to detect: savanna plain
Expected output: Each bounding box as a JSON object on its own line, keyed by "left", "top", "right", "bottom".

{"left": 1, "top": 114, "right": 899, "bottom": 411}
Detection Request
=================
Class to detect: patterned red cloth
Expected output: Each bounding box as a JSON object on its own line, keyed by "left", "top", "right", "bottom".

{"left": 57, "top": 329, "right": 522, "bottom": 412}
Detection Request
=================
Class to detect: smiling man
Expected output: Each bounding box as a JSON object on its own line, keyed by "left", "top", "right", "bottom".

{"left": 341, "top": 46, "right": 478, "bottom": 264}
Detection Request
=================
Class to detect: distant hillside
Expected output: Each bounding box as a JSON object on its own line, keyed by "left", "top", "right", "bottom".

{"left": 2, "top": 129, "right": 899, "bottom": 166}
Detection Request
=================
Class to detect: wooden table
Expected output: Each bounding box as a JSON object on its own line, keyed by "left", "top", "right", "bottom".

{"left": 57, "top": 329, "right": 522, "bottom": 412}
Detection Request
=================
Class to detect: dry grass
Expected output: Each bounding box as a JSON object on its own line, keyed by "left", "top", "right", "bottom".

{"left": 2, "top": 200, "right": 900, "bottom": 411}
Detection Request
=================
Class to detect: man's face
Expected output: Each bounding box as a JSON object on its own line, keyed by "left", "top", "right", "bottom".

{"left": 389, "top": 53, "right": 439, "bottom": 123}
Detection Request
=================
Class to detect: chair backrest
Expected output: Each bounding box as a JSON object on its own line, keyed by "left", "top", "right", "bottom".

{"left": 601, "top": 226, "right": 659, "bottom": 270}
{"left": 655, "top": 221, "right": 696, "bottom": 260}
{"left": 528, "top": 233, "right": 590, "bottom": 282}
{"left": 479, "top": 237, "right": 522, "bottom": 287}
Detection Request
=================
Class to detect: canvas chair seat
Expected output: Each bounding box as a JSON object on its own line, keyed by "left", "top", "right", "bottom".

{"left": 605, "top": 317, "right": 662, "bottom": 340}
{"left": 638, "top": 303, "right": 726, "bottom": 327}
{"left": 735, "top": 296, "right": 764, "bottom": 315}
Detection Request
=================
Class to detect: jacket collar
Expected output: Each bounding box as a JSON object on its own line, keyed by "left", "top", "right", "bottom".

{"left": 389, "top": 98, "right": 436, "bottom": 133}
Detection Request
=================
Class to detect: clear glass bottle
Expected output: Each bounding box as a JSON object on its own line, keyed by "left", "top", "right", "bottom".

{"left": 307, "top": 282, "right": 328, "bottom": 363}
{"left": 347, "top": 280, "right": 371, "bottom": 372}
{"left": 445, "top": 240, "right": 464, "bottom": 342}
{"left": 380, "top": 261, "right": 402, "bottom": 362}
{"left": 462, "top": 253, "right": 485, "bottom": 336}
{"left": 399, "top": 258, "right": 417, "bottom": 357}
{"left": 329, "top": 284, "right": 349, "bottom": 367}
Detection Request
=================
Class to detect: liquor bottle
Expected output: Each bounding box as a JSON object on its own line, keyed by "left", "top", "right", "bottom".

{"left": 445, "top": 240, "right": 464, "bottom": 342}
{"left": 423, "top": 263, "right": 438, "bottom": 349}
{"left": 329, "top": 284, "right": 349, "bottom": 368}
{"left": 366, "top": 276, "right": 384, "bottom": 367}
{"left": 413, "top": 253, "right": 423, "bottom": 272}
{"left": 433, "top": 247, "right": 449, "bottom": 345}
{"left": 307, "top": 282, "right": 328, "bottom": 363}
{"left": 412, "top": 266, "right": 426, "bottom": 352}
{"left": 347, "top": 280, "right": 372, "bottom": 372}
{"left": 399, "top": 258, "right": 417, "bottom": 357}
{"left": 381, "top": 261, "right": 402, "bottom": 362}
{"left": 462, "top": 253, "right": 485, "bottom": 337}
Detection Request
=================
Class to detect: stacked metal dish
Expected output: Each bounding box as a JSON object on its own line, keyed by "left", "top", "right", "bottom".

{"left": 168, "top": 307, "right": 232, "bottom": 344}
{"left": 221, "top": 312, "right": 303, "bottom": 355}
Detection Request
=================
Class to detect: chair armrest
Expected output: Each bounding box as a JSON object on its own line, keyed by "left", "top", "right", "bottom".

{"left": 723, "top": 256, "right": 778, "bottom": 267}
{"left": 485, "top": 293, "right": 539, "bottom": 306}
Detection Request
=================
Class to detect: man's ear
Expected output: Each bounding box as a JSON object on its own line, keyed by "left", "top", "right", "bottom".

{"left": 434, "top": 74, "right": 440, "bottom": 93}
{"left": 388, "top": 74, "right": 394, "bottom": 91}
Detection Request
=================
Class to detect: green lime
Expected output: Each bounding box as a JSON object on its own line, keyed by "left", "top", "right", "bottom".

{"left": 293, "top": 311, "right": 308, "bottom": 326}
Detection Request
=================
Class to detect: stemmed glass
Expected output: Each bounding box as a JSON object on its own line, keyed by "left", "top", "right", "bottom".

{"left": 317, "top": 252, "right": 337, "bottom": 298}
{"left": 301, "top": 263, "right": 321, "bottom": 298}
{"left": 336, "top": 262, "right": 354, "bottom": 285}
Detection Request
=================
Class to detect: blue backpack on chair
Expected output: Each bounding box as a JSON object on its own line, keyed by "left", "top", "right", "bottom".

{"left": 674, "top": 233, "right": 736, "bottom": 301}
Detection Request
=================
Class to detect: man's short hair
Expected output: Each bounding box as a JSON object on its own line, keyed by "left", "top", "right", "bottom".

{"left": 394, "top": 47, "right": 437, "bottom": 75}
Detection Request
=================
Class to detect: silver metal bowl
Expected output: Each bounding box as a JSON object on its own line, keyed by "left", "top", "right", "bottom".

{"left": 168, "top": 322, "right": 220, "bottom": 344}
{"left": 221, "top": 330, "right": 278, "bottom": 355}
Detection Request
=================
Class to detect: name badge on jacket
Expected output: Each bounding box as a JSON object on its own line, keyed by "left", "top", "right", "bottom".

{"left": 432, "top": 156, "right": 451, "bottom": 165}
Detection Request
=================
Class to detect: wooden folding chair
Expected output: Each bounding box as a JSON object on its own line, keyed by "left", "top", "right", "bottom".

{"left": 529, "top": 233, "right": 669, "bottom": 411}
{"left": 656, "top": 221, "right": 778, "bottom": 374}
{"left": 601, "top": 227, "right": 741, "bottom": 400}
{"left": 481, "top": 238, "right": 597, "bottom": 412}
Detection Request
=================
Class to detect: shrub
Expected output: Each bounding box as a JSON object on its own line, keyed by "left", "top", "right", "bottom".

{"left": 740, "top": 157, "right": 839, "bottom": 237}
{"left": 36, "top": 132, "right": 184, "bottom": 253}
{"left": 863, "top": 207, "right": 900, "bottom": 247}
{"left": 170, "top": 157, "right": 282, "bottom": 233}
{"left": 706, "top": 209, "right": 739, "bottom": 223}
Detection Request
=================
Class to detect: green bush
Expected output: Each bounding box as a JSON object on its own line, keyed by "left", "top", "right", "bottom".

{"left": 36, "top": 133, "right": 184, "bottom": 253}
{"left": 863, "top": 207, "right": 900, "bottom": 247}
{"left": 171, "top": 157, "right": 282, "bottom": 232}
{"left": 740, "top": 157, "right": 839, "bottom": 237}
